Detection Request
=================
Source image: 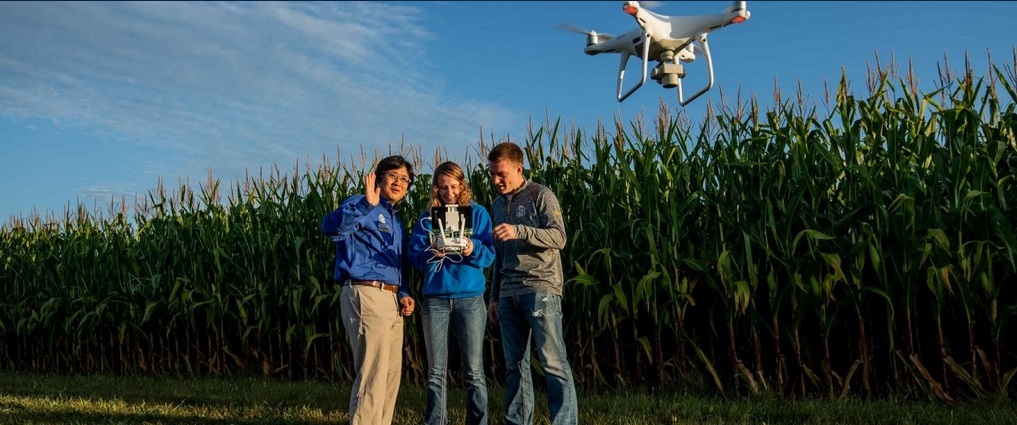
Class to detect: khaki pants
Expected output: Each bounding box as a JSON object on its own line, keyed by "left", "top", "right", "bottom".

{"left": 341, "top": 285, "right": 404, "bottom": 425}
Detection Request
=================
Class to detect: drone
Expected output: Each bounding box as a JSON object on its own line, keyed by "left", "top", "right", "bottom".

{"left": 559, "top": 1, "right": 750, "bottom": 105}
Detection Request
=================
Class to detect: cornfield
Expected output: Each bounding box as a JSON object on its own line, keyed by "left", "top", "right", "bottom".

{"left": 2, "top": 53, "right": 1016, "bottom": 401}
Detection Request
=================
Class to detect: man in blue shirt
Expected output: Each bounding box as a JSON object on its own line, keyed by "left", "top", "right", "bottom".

{"left": 322, "top": 155, "right": 417, "bottom": 425}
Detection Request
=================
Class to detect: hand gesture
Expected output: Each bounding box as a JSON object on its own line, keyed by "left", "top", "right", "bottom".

{"left": 365, "top": 172, "right": 380, "bottom": 206}
{"left": 493, "top": 223, "right": 517, "bottom": 241}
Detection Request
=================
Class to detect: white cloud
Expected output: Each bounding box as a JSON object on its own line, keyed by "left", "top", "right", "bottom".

{"left": 0, "top": 1, "right": 517, "bottom": 209}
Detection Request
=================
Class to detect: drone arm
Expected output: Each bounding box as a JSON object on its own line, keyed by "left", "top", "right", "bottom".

{"left": 617, "top": 30, "right": 652, "bottom": 102}
{"left": 678, "top": 33, "right": 714, "bottom": 106}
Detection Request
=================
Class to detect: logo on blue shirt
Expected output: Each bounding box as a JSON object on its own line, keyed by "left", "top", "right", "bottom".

{"left": 377, "top": 213, "right": 392, "bottom": 233}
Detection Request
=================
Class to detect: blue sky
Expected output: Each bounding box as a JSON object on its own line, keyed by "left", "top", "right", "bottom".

{"left": 2, "top": 1, "right": 1015, "bottom": 226}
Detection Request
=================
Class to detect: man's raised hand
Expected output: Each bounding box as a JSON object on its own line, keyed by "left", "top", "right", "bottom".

{"left": 365, "top": 172, "right": 380, "bottom": 206}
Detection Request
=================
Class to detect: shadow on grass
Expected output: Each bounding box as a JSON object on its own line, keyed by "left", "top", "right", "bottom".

{"left": 0, "top": 370, "right": 341, "bottom": 409}
{"left": 0, "top": 371, "right": 351, "bottom": 425}
{"left": 2, "top": 408, "right": 329, "bottom": 425}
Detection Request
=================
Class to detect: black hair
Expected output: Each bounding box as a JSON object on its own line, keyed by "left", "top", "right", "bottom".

{"left": 375, "top": 155, "right": 415, "bottom": 183}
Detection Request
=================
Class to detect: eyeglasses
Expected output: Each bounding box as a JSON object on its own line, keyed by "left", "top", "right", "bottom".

{"left": 382, "top": 171, "right": 412, "bottom": 184}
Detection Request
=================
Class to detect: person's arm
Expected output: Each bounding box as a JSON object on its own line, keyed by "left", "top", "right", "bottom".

{"left": 322, "top": 172, "right": 382, "bottom": 238}
{"left": 488, "top": 202, "right": 503, "bottom": 325}
{"left": 399, "top": 218, "right": 416, "bottom": 316}
{"left": 321, "top": 196, "right": 373, "bottom": 238}
{"left": 514, "top": 188, "right": 567, "bottom": 249}
{"left": 466, "top": 205, "right": 496, "bottom": 268}
{"left": 407, "top": 211, "right": 436, "bottom": 272}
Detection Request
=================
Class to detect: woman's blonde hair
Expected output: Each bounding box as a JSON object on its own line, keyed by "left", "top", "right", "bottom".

{"left": 430, "top": 161, "right": 473, "bottom": 207}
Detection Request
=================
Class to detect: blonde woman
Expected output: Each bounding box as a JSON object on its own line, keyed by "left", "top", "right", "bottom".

{"left": 409, "top": 161, "right": 495, "bottom": 425}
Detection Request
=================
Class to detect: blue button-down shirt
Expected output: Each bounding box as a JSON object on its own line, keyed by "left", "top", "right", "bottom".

{"left": 321, "top": 194, "right": 408, "bottom": 298}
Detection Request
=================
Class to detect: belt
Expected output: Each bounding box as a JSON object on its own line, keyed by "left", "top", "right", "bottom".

{"left": 348, "top": 280, "right": 399, "bottom": 293}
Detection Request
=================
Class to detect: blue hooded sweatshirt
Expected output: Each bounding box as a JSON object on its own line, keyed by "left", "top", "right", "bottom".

{"left": 408, "top": 201, "right": 495, "bottom": 299}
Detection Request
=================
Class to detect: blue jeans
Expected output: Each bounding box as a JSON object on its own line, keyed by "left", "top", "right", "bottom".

{"left": 421, "top": 295, "right": 489, "bottom": 425}
{"left": 497, "top": 292, "right": 578, "bottom": 425}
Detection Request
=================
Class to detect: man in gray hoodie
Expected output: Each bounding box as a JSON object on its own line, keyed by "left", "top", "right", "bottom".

{"left": 485, "top": 141, "right": 578, "bottom": 425}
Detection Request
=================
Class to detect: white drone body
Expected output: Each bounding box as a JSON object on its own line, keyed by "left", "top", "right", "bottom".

{"left": 564, "top": 1, "right": 750, "bottom": 105}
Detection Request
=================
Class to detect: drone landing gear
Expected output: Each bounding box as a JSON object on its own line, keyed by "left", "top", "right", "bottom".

{"left": 654, "top": 34, "right": 716, "bottom": 107}
{"left": 615, "top": 33, "right": 715, "bottom": 106}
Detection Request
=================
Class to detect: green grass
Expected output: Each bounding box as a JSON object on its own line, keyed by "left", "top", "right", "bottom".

{"left": 0, "top": 371, "right": 1014, "bottom": 424}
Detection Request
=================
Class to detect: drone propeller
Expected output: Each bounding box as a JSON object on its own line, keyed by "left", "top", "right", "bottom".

{"left": 554, "top": 22, "right": 594, "bottom": 35}
{"left": 554, "top": 23, "right": 615, "bottom": 44}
